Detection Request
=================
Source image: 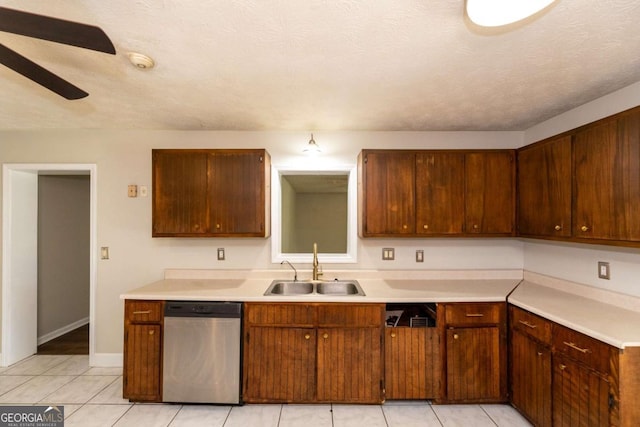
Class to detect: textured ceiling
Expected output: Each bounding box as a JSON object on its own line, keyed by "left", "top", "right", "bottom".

{"left": 0, "top": 1, "right": 639, "bottom": 131}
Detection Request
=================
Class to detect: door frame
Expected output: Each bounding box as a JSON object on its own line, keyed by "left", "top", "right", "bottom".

{"left": 2, "top": 163, "right": 97, "bottom": 366}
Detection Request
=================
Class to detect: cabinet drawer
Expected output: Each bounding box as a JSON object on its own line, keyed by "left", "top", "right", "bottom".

{"left": 317, "top": 304, "right": 385, "bottom": 327}
{"left": 245, "top": 303, "right": 316, "bottom": 326}
{"left": 444, "top": 303, "right": 502, "bottom": 325}
{"left": 553, "top": 324, "right": 611, "bottom": 374}
{"left": 125, "top": 300, "right": 163, "bottom": 323}
{"left": 510, "top": 305, "right": 552, "bottom": 345}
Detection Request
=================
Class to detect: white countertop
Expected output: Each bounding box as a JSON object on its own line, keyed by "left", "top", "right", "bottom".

{"left": 509, "top": 272, "right": 640, "bottom": 349}
{"left": 120, "top": 277, "right": 521, "bottom": 303}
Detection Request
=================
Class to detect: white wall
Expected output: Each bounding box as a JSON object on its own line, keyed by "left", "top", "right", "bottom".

{"left": 0, "top": 130, "right": 523, "bottom": 355}
{"left": 522, "top": 81, "right": 640, "bottom": 297}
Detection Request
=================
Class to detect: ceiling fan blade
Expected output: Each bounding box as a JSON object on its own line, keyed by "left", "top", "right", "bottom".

{"left": 0, "top": 7, "right": 115, "bottom": 54}
{"left": 0, "top": 43, "right": 88, "bottom": 100}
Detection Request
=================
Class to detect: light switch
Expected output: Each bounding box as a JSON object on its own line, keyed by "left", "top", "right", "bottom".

{"left": 100, "top": 247, "right": 109, "bottom": 260}
{"left": 217, "top": 248, "right": 226, "bottom": 261}
{"left": 416, "top": 250, "right": 424, "bottom": 263}
{"left": 598, "top": 261, "right": 610, "bottom": 280}
{"left": 382, "top": 248, "right": 395, "bottom": 261}
{"left": 139, "top": 185, "right": 148, "bottom": 197}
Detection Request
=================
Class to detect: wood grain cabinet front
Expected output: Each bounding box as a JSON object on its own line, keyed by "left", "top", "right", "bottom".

{"left": 123, "top": 300, "right": 164, "bottom": 402}
{"left": 243, "top": 302, "right": 385, "bottom": 404}
{"left": 152, "top": 149, "right": 271, "bottom": 237}
{"left": 438, "top": 302, "right": 507, "bottom": 403}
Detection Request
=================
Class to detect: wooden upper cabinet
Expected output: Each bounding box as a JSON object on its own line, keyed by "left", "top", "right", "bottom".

{"left": 152, "top": 150, "right": 209, "bottom": 235}
{"left": 416, "top": 152, "right": 465, "bottom": 235}
{"left": 574, "top": 109, "right": 640, "bottom": 241}
{"left": 152, "top": 149, "right": 270, "bottom": 237}
{"left": 465, "top": 151, "right": 516, "bottom": 235}
{"left": 517, "top": 135, "right": 572, "bottom": 238}
{"left": 360, "top": 150, "right": 415, "bottom": 236}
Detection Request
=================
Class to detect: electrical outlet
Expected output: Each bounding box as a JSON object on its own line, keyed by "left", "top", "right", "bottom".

{"left": 598, "top": 261, "right": 610, "bottom": 280}
{"left": 217, "top": 248, "right": 226, "bottom": 261}
{"left": 127, "top": 184, "right": 138, "bottom": 197}
{"left": 382, "top": 248, "right": 395, "bottom": 260}
{"left": 139, "top": 185, "right": 148, "bottom": 197}
{"left": 416, "top": 250, "right": 424, "bottom": 262}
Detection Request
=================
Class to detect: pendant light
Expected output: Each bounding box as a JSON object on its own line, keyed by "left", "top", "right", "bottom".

{"left": 303, "top": 133, "right": 321, "bottom": 154}
{"left": 466, "top": 0, "right": 557, "bottom": 27}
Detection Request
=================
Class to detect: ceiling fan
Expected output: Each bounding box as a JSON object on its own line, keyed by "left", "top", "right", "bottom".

{"left": 0, "top": 6, "right": 115, "bottom": 100}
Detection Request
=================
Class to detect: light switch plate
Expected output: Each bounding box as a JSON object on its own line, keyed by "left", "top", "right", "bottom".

{"left": 416, "top": 250, "right": 424, "bottom": 262}
{"left": 382, "top": 248, "right": 395, "bottom": 260}
{"left": 598, "top": 261, "right": 610, "bottom": 280}
{"left": 217, "top": 248, "right": 226, "bottom": 261}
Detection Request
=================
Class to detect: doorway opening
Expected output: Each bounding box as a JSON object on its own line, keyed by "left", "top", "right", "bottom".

{"left": 2, "top": 164, "right": 97, "bottom": 366}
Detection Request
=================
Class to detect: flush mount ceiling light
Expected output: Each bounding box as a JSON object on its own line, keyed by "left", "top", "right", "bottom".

{"left": 127, "top": 52, "right": 155, "bottom": 69}
{"left": 466, "top": 0, "right": 557, "bottom": 27}
{"left": 303, "top": 133, "right": 321, "bottom": 154}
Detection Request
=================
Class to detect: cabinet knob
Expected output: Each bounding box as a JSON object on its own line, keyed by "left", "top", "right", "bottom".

{"left": 216, "top": 224, "right": 221, "bottom": 229}
{"left": 323, "top": 333, "right": 329, "bottom": 339}
{"left": 304, "top": 334, "right": 311, "bottom": 340}
{"left": 537, "top": 352, "right": 543, "bottom": 356}
{"left": 149, "top": 330, "right": 154, "bottom": 335}
{"left": 390, "top": 332, "right": 396, "bottom": 338}
{"left": 473, "top": 224, "right": 479, "bottom": 230}
{"left": 423, "top": 224, "right": 429, "bottom": 230}
{"left": 402, "top": 224, "right": 408, "bottom": 229}
{"left": 194, "top": 224, "right": 200, "bottom": 230}
{"left": 581, "top": 225, "right": 589, "bottom": 232}
{"left": 559, "top": 364, "right": 566, "bottom": 370}
{"left": 453, "top": 334, "right": 459, "bottom": 340}
{"left": 554, "top": 225, "right": 562, "bottom": 231}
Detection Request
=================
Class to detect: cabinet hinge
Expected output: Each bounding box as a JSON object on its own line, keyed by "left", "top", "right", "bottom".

{"left": 364, "top": 156, "right": 368, "bottom": 163}
{"left": 259, "top": 156, "right": 263, "bottom": 163}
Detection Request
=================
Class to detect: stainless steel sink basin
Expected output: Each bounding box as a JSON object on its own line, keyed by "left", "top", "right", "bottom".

{"left": 316, "top": 281, "right": 364, "bottom": 296}
{"left": 264, "top": 280, "right": 365, "bottom": 296}
{"left": 264, "top": 281, "right": 314, "bottom": 295}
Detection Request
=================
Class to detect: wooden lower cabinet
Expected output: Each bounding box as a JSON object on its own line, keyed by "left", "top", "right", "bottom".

{"left": 552, "top": 354, "right": 610, "bottom": 426}
{"left": 243, "top": 302, "right": 384, "bottom": 403}
{"left": 243, "top": 326, "right": 316, "bottom": 402}
{"left": 511, "top": 329, "right": 552, "bottom": 427}
{"left": 123, "top": 300, "right": 164, "bottom": 402}
{"left": 439, "top": 302, "right": 507, "bottom": 403}
{"left": 384, "top": 327, "right": 440, "bottom": 400}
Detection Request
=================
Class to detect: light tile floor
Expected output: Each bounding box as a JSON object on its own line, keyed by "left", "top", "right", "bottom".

{"left": 0, "top": 355, "right": 532, "bottom": 426}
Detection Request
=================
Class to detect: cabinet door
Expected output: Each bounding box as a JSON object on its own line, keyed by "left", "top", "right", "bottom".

{"left": 415, "top": 152, "right": 465, "bottom": 235}
{"left": 152, "top": 150, "right": 209, "bottom": 236}
{"left": 517, "top": 135, "right": 572, "bottom": 237}
{"left": 552, "top": 354, "right": 611, "bottom": 427}
{"left": 243, "top": 326, "right": 316, "bottom": 402}
{"left": 361, "top": 151, "right": 415, "bottom": 236}
{"left": 573, "top": 111, "right": 640, "bottom": 241}
{"left": 465, "top": 152, "right": 515, "bottom": 235}
{"left": 385, "top": 327, "right": 440, "bottom": 400}
{"left": 123, "top": 324, "right": 162, "bottom": 402}
{"left": 446, "top": 327, "right": 501, "bottom": 402}
{"left": 511, "top": 329, "right": 552, "bottom": 427}
{"left": 210, "top": 150, "right": 268, "bottom": 236}
{"left": 317, "top": 328, "right": 383, "bottom": 403}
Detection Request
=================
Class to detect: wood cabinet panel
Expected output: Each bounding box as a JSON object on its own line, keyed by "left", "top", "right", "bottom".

{"left": 245, "top": 303, "right": 316, "bottom": 327}
{"left": 415, "top": 152, "right": 465, "bottom": 235}
{"left": 317, "top": 327, "right": 383, "bottom": 403}
{"left": 465, "top": 151, "right": 515, "bottom": 235}
{"left": 123, "top": 300, "right": 164, "bottom": 403}
{"left": 243, "top": 326, "right": 316, "bottom": 402}
{"left": 152, "top": 150, "right": 209, "bottom": 235}
{"left": 511, "top": 328, "right": 552, "bottom": 427}
{"left": 444, "top": 302, "right": 501, "bottom": 325}
{"left": 517, "top": 135, "right": 572, "bottom": 237}
{"left": 360, "top": 151, "right": 415, "bottom": 236}
{"left": 317, "top": 303, "right": 384, "bottom": 327}
{"left": 553, "top": 323, "right": 611, "bottom": 374}
{"left": 152, "top": 149, "right": 270, "bottom": 237}
{"left": 510, "top": 305, "right": 552, "bottom": 344}
{"left": 385, "top": 327, "right": 440, "bottom": 400}
{"left": 552, "top": 354, "right": 610, "bottom": 427}
{"left": 445, "top": 326, "right": 501, "bottom": 402}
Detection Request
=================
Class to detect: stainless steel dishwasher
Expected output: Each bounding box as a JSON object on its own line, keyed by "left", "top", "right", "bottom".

{"left": 163, "top": 301, "right": 242, "bottom": 404}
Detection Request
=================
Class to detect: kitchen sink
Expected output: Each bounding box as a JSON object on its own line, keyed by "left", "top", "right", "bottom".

{"left": 264, "top": 280, "right": 365, "bottom": 296}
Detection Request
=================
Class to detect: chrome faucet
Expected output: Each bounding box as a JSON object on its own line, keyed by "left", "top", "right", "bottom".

{"left": 281, "top": 260, "right": 297, "bottom": 281}
{"left": 312, "top": 242, "right": 323, "bottom": 281}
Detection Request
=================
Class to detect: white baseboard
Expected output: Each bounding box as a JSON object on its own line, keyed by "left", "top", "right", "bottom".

{"left": 37, "top": 317, "right": 89, "bottom": 345}
{"left": 90, "top": 353, "right": 123, "bottom": 368}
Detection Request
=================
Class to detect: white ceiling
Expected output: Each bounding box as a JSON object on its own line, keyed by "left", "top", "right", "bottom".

{"left": 1, "top": 1, "right": 639, "bottom": 131}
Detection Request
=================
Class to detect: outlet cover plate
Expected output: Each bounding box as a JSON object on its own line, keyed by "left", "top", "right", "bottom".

{"left": 598, "top": 261, "right": 610, "bottom": 280}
